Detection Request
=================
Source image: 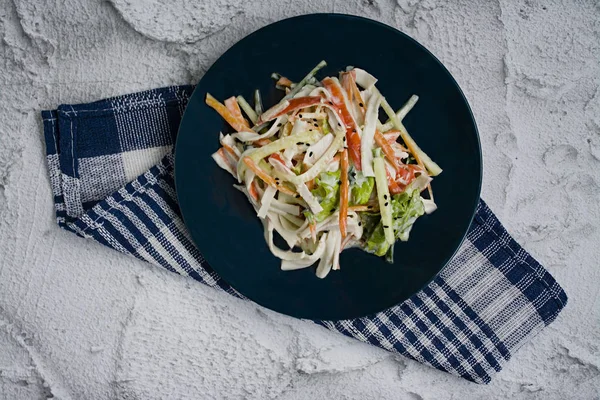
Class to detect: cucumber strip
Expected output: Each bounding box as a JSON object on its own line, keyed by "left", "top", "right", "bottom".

{"left": 373, "top": 153, "right": 395, "bottom": 245}
{"left": 236, "top": 95, "right": 258, "bottom": 124}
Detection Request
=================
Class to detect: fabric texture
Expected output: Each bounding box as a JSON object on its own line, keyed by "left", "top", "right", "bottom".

{"left": 41, "top": 85, "right": 567, "bottom": 384}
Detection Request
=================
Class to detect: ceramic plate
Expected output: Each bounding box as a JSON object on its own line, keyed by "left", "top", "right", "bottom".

{"left": 175, "top": 14, "right": 482, "bottom": 320}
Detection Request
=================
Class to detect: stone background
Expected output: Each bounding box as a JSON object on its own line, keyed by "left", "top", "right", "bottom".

{"left": 0, "top": 0, "right": 598, "bottom": 398}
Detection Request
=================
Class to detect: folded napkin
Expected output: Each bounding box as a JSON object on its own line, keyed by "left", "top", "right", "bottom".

{"left": 41, "top": 85, "right": 567, "bottom": 384}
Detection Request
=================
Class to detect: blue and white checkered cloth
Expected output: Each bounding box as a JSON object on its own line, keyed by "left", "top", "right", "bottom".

{"left": 42, "top": 85, "right": 567, "bottom": 384}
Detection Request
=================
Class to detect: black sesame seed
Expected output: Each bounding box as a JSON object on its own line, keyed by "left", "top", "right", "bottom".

{"left": 359, "top": 102, "right": 364, "bottom": 107}
{"left": 383, "top": 225, "right": 389, "bottom": 229}
{"left": 277, "top": 123, "right": 282, "bottom": 127}
{"left": 295, "top": 194, "right": 301, "bottom": 198}
{"left": 312, "top": 118, "right": 317, "bottom": 122}
{"left": 368, "top": 206, "right": 373, "bottom": 209}
{"left": 309, "top": 129, "right": 313, "bottom": 131}
{"left": 358, "top": 222, "right": 362, "bottom": 226}
{"left": 314, "top": 123, "right": 319, "bottom": 127}
{"left": 296, "top": 142, "right": 302, "bottom": 145}
{"left": 299, "top": 114, "right": 303, "bottom": 118}
{"left": 384, "top": 202, "right": 389, "bottom": 207}
{"left": 309, "top": 151, "right": 313, "bottom": 157}
{"left": 338, "top": 180, "right": 342, "bottom": 185}
{"left": 383, "top": 194, "right": 388, "bottom": 200}
{"left": 343, "top": 137, "right": 347, "bottom": 141}
{"left": 349, "top": 215, "right": 354, "bottom": 218}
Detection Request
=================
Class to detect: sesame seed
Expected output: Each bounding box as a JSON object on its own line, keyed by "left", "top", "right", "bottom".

{"left": 368, "top": 206, "right": 373, "bottom": 209}
{"left": 349, "top": 215, "right": 354, "bottom": 218}
{"left": 359, "top": 103, "right": 364, "bottom": 107}
{"left": 299, "top": 114, "right": 303, "bottom": 118}
{"left": 277, "top": 123, "right": 282, "bottom": 127}
{"left": 296, "top": 142, "right": 302, "bottom": 145}
{"left": 358, "top": 222, "right": 362, "bottom": 226}
{"left": 295, "top": 194, "right": 300, "bottom": 198}
{"left": 309, "top": 151, "right": 313, "bottom": 157}
{"left": 338, "top": 180, "right": 342, "bottom": 185}
{"left": 312, "top": 118, "right": 317, "bottom": 122}
{"left": 314, "top": 123, "right": 319, "bottom": 127}
{"left": 384, "top": 202, "right": 389, "bottom": 207}
{"left": 383, "top": 225, "right": 389, "bottom": 229}
{"left": 383, "top": 194, "right": 388, "bottom": 200}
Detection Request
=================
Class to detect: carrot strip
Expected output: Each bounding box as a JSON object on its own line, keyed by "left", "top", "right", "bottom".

{"left": 322, "top": 77, "right": 362, "bottom": 169}
{"left": 384, "top": 130, "right": 401, "bottom": 143}
{"left": 375, "top": 130, "right": 399, "bottom": 172}
{"left": 276, "top": 76, "right": 293, "bottom": 87}
{"left": 206, "top": 93, "right": 253, "bottom": 133}
{"left": 339, "top": 150, "right": 349, "bottom": 238}
{"left": 242, "top": 157, "right": 295, "bottom": 195}
{"left": 224, "top": 97, "right": 250, "bottom": 130}
{"left": 254, "top": 138, "right": 272, "bottom": 147}
{"left": 248, "top": 180, "right": 259, "bottom": 201}
{"left": 217, "top": 148, "right": 236, "bottom": 172}
{"left": 221, "top": 143, "right": 239, "bottom": 161}
{"left": 388, "top": 171, "right": 404, "bottom": 195}
{"left": 269, "top": 153, "right": 287, "bottom": 165}
{"left": 341, "top": 71, "right": 365, "bottom": 116}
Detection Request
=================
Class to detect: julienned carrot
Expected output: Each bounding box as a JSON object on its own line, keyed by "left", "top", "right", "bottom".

{"left": 341, "top": 71, "right": 366, "bottom": 116}
{"left": 340, "top": 73, "right": 354, "bottom": 102}
{"left": 384, "top": 130, "right": 401, "bottom": 143}
{"left": 221, "top": 143, "right": 239, "bottom": 161}
{"left": 388, "top": 171, "right": 404, "bottom": 195}
{"left": 224, "top": 97, "right": 250, "bottom": 130}
{"left": 242, "top": 157, "right": 295, "bottom": 196}
{"left": 374, "top": 130, "right": 398, "bottom": 172}
{"left": 255, "top": 138, "right": 272, "bottom": 147}
{"left": 276, "top": 76, "right": 293, "bottom": 87}
{"left": 248, "top": 180, "right": 259, "bottom": 201}
{"left": 217, "top": 148, "right": 236, "bottom": 172}
{"left": 339, "top": 150, "right": 349, "bottom": 239}
{"left": 206, "top": 93, "right": 253, "bottom": 133}
{"left": 322, "top": 77, "right": 362, "bottom": 169}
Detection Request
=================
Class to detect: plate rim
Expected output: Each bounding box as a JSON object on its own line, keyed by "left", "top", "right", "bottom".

{"left": 174, "top": 12, "right": 483, "bottom": 320}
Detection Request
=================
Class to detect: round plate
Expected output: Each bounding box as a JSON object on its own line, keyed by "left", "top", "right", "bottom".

{"left": 175, "top": 14, "right": 482, "bottom": 321}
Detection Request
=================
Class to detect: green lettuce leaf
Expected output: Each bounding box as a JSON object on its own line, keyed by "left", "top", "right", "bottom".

{"left": 304, "top": 170, "right": 341, "bottom": 222}
{"left": 348, "top": 168, "right": 375, "bottom": 205}
{"left": 364, "top": 220, "right": 390, "bottom": 257}
{"left": 361, "top": 189, "right": 425, "bottom": 261}
{"left": 391, "top": 189, "right": 425, "bottom": 241}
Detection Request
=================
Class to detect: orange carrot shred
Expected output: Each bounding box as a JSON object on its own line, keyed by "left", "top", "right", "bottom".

{"left": 206, "top": 93, "right": 253, "bottom": 133}
{"left": 224, "top": 97, "right": 250, "bottom": 130}
{"left": 375, "top": 130, "right": 399, "bottom": 172}
{"left": 242, "top": 157, "right": 295, "bottom": 196}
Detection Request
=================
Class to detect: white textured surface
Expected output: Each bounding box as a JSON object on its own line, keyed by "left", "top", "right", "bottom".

{"left": 1, "top": 0, "right": 599, "bottom": 398}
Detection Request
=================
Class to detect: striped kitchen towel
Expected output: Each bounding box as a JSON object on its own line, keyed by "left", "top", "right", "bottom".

{"left": 41, "top": 85, "right": 567, "bottom": 384}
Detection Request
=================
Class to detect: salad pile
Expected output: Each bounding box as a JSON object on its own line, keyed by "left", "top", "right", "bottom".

{"left": 208, "top": 61, "right": 441, "bottom": 278}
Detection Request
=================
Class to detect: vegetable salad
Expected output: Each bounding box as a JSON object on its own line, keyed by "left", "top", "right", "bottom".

{"left": 208, "top": 61, "right": 441, "bottom": 278}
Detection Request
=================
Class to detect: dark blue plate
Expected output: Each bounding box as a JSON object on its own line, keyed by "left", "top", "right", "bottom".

{"left": 175, "top": 14, "right": 482, "bottom": 320}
